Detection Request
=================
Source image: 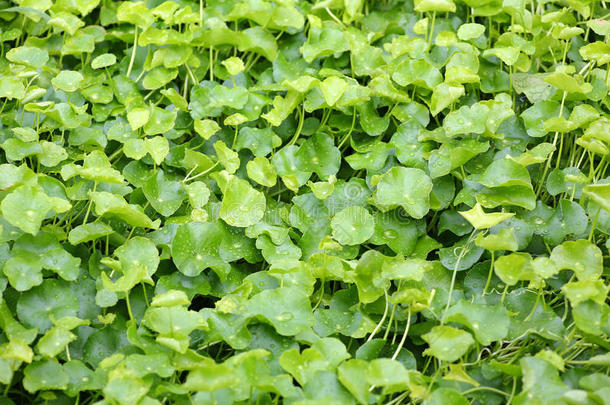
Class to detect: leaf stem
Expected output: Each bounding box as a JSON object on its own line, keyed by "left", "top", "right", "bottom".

{"left": 589, "top": 206, "right": 601, "bottom": 241}
{"left": 483, "top": 251, "right": 495, "bottom": 295}
{"left": 367, "top": 290, "right": 389, "bottom": 342}
{"left": 183, "top": 161, "right": 219, "bottom": 182}
{"left": 82, "top": 182, "right": 97, "bottom": 225}
{"left": 287, "top": 105, "right": 305, "bottom": 146}
{"left": 427, "top": 12, "right": 436, "bottom": 49}
{"left": 126, "top": 27, "right": 138, "bottom": 78}
{"left": 391, "top": 306, "right": 412, "bottom": 360}
{"left": 209, "top": 46, "right": 214, "bottom": 81}
{"left": 383, "top": 302, "right": 397, "bottom": 340}
{"left": 125, "top": 290, "right": 134, "bottom": 321}
{"left": 442, "top": 230, "right": 477, "bottom": 323}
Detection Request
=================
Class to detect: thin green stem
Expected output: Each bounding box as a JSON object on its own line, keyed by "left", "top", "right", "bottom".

{"left": 427, "top": 12, "right": 436, "bottom": 49}
{"left": 209, "top": 46, "right": 214, "bottom": 81}
{"left": 287, "top": 106, "right": 305, "bottom": 146}
{"left": 391, "top": 306, "right": 412, "bottom": 360}
{"left": 589, "top": 206, "right": 601, "bottom": 241}
{"left": 383, "top": 303, "right": 397, "bottom": 340}
{"left": 183, "top": 161, "right": 220, "bottom": 182}
{"left": 483, "top": 251, "right": 495, "bottom": 295}
{"left": 82, "top": 182, "right": 97, "bottom": 225}
{"left": 125, "top": 290, "right": 134, "bottom": 321}
{"left": 442, "top": 230, "right": 477, "bottom": 323}
{"left": 367, "top": 290, "right": 389, "bottom": 342}
{"left": 126, "top": 27, "right": 138, "bottom": 78}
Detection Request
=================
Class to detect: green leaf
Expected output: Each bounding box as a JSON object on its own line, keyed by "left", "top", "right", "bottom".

{"left": 320, "top": 76, "right": 348, "bottom": 106}
{"left": 23, "top": 360, "right": 69, "bottom": 393}
{"left": 143, "top": 107, "right": 176, "bottom": 135}
{"left": 142, "top": 170, "right": 186, "bottom": 217}
{"left": 337, "top": 359, "right": 370, "bottom": 404}
{"left": 183, "top": 359, "right": 239, "bottom": 392}
{"left": 184, "top": 181, "right": 210, "bottom": 209}
{"left": 300, "top": 22, "right": 349, "bottom": 63}
{"left": 423, "top": 325, "right": 475, "bottom": 362}
{"left": 247, "top": 156, "right": 277, "bottom": 187}
{"left": 544, "top": 72, "right": 592, "bottom": 94}
{"left": 512, "top": 73, "right": 555, "bottom": 104}
{"left": 425, "top": 388, "right": 469, "bottom": 405}
{"left": 220, "top": 177, "right": 266, "bottom": 227}
{"left": 474, "top": 228, "right": 518, "bottom": 252}
{"left": 116, "top": 0, "right": 154, "bottom": 28}
{"left": 193, "top": 119, "right": 220, "bottom": 140}
{"left": 235, "top": 127, "right": 282, "bottom": 157}
{"left": 68, "top": 223, "right": 114, "bottom": 245}
{"left": 91, "top": 53, "right": 117, "bottom": 69}
{"left": 142, "top": 67, "right": 178, "bottom": 90}
{"left": 61, "top": 150, "right": 124, "bottom": 184}
{"left": 459, "top": 203, "right": 514, "bottom": 230}
{"left": 373, "top": 167, "right": 433, "bottom": 219}
{"left": 443, "top": 103, "right": 488, "bottom": 137}
{"left": 90, "top": 191, "right": 158, "bottom": 229}
{"left": 17, "top": 279, "right": 79, "bottom": 332}
{"left": 521, "top": 101, "right": 562, "bottom": 138}
{"left": 37, "top": 326, "right": 77, "bottom": 358}
{"left": 214, "top": 141, "right": 240, "bottom": 174}
{"left": 494, "top": 252, "right": 533, "bottom": 286}
{"left": 222, "top": 56, "right": 245, "bottom": 76}
{"left": 352, "top": 250, "right": 389, "bottom": 304}
{"left": 114, "top": 236, "right": 159, "bottom": 277}
{"left": 445, "top": 300, "right": 510, "bottom": 345}
{"left": 142, "top": 306, "right": 207, "bottom": 352}
{"left": 515, "top": 357, "right": 568, "bottom": 404}
{"left": 430, "top": 83, "right": 464, "bottom": 116}
{"left": 6, "top": 46, "right": 49, "bottom": 68}
{"left": 246, "top": 287, "right": 314, "bottom": 336}
{"left": 579, "top": 41, "right": 610, "bottom": 65}
{"left": 12, "top": 128, "right": 39, "bottom": 143}
{"left": 457, "top": 23, "right": 486, "bottom": 40}
{"left": 296, "top": 133, "right": 341, "bottom": 180}
{"left": 51, "top": 70, "right": 84, "bottom": 93}
{"left": 103, "top": 368, "right": 152, "bottom": 405}
{"left": 392, "top": 59, "right": 442, "bottom": 89}
{"left": 3, "top": 251, "right": 43, "bottom": 291}
{"left": 562, "top": 280, "right": 608, "bottom": 307}
{"left": 366, "top": 358, "right": 410, "bottom": 393}
{"left": 0, "top": 77, "right": 26, "bottom": 99}
{"left": 414, "top": 0, "right": 456, "bottom": 12}
{"left": 171, "top": 222, "right": 226, "bottom": 277}
{"left": 331, "top": 206, "right": 375, "bottom": 246}
{"left": 1, "top": 185, "right": 53, "bottom": 235}
{"left": 550, "top": 240, "right": 603, "bottom": 281}
{"left": 479, "top": 158, "right": 532, "bottom": 189}
{"left": 583, "top": 183, "right": 610, "bottom": 212}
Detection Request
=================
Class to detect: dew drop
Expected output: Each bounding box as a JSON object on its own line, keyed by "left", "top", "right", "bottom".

{"left": 277, "top": 312, "right": 293, "bottom": 321}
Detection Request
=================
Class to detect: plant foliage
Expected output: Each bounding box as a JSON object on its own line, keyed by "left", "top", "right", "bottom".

{"left": 0, "top": 0, "right": 609, "bottom": 404}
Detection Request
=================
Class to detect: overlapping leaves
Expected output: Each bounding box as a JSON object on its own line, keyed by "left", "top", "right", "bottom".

{"left": 0, "top": 0, "right": 608, "bottom": 404}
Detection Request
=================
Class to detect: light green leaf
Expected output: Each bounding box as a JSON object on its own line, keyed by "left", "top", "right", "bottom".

{"left": 1, "top": 185, "right": 52, "bottom": 235}
{"left": 142, "top": 170, "right": 186, "bottom": 217}
{"left": 247, "top": 156, "right": 277, "bottom": 187}
{"left": 331, "top": 206, "right": 374, "bottom": 246}
{"left": 51, "top": 70, "right": 84, "bottom": 93}
{"left": 550, "top": 240, "right": 603, "bottom": 281}
{"left": 6, "top": 46, "right": 49, "bottom": 68}
{"left": 422, "top": 325, "right": 475, "bottom": 362}
{"left": 459, "top": 203, "right": 514, "bottom": 230}
{"left": 246, "top": 287, "right": 314, "bottom": 336}
{"left": 373, "top": 167, "right": 433, "bottom": 219}
{"left": 220, "top": 177, "right": 266, "bottom": 227}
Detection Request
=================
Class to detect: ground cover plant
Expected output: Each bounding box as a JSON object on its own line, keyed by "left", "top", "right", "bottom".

{"left": 0, "top": 0, "right": 609, "bottom": 403}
